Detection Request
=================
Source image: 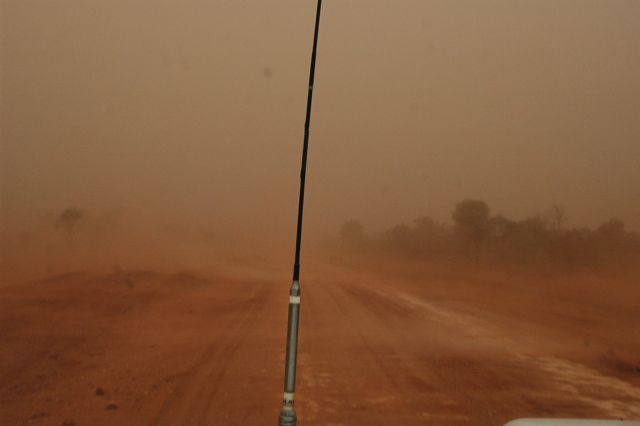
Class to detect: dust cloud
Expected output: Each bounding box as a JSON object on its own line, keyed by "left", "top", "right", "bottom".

{"left": 1, "top": 2, "right": 640, "bottom": 424}
{"left": 2, "top": 1, "right": 640, "bottom": 281}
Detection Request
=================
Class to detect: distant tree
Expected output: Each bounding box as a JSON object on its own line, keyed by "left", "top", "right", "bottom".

{"left": 411, "top": 216, "right": 449, "bottom": 257}
{"left": 55, "top": 207, "right": 85, "bottom": 239}
{"left": 510, "top": 216, "right": 552, "bottom": 264}
{"left": 545, "top": 205, "right": 565, "bottom": 233}
{"left": 413, "top": 216, "right": 446, "bottom": 238}
{"left": 452, "top": 199, "right": 491, "bottom": 260}
{"left": 453, "top": 200, "right": 490, "bottom": 241}
{"left": 597, "top": 218, "right": 625, "bottom": 238}
{"left": 555, "top": 227, "right": 598, "bottom": 268}
{"left": 380, "top": 223, "right": 413, "bottom": 253}
{"left": 488, "top": 214, "right": 517, "bottom": 240}
{"left": 595, "top": 218, "right": 629, "bottom": 263}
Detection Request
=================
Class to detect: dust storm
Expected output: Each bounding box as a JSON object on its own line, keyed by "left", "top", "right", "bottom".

{"left": 1, "top": 1, "right": 640, "bottom": 425}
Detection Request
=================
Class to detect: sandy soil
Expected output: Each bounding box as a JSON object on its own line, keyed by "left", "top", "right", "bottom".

{"left": 1, "top": 255, "right": 639, "bottom": 425}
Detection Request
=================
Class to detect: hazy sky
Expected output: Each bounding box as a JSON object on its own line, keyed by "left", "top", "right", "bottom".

{"left": 2, "top": 0, "right": 640, "bottom": 244}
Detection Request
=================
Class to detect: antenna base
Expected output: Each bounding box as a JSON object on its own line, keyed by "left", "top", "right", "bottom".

{"left": 278, "top": 407, "right": 297, "bottom": 426}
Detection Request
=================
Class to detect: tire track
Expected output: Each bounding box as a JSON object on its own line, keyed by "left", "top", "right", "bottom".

{"left": 152, "top": 284, "right": 271, "bottom": 425}
{"left": 336, "top": 278, "right": 640, "bottom": 421}
{"left": 321, "top": 280, "right": 464, "bottom": 424}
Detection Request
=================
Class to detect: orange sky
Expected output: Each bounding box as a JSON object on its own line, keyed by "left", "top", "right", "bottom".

{"left": 2, "top": 0, "right": 640, "bottom": 248}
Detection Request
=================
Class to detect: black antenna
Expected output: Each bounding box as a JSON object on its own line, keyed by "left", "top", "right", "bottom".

{"left": 279, "top": 1, "right": 323, "bottom": 425}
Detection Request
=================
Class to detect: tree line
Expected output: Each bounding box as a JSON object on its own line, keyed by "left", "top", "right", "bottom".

{"left": 340, "top": 200, "right": 640, "bottom": 271}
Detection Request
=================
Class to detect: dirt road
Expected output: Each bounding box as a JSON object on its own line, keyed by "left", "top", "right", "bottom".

{"left": 1, "top": 259, "right": 639, "bottom": 425}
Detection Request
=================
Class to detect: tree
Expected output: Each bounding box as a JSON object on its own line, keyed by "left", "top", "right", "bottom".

{"left": 597, "top": 218, "right": 625, "bottom": 238}
{"left": 452, "top": 199, "right": 490, "bottom": 243}
{"left": 55, "top": 208, "right": 85, "bottom": 239}
{"left": 544, "top": 205, "right": 565, "bottom": 232}
{"left": 452, "top": 199, "right": 491, "bottom": 260}
{"left": 488, "top": 214, "right": 517, "bottom": 240}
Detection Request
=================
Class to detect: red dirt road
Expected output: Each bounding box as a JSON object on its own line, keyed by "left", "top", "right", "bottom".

{"left": 1, "top": 258, "right": 639, "bottom": 425}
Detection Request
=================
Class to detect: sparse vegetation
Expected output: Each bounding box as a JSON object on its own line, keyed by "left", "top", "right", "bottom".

{"left": 340, "top": 200, "right": 640, "bottom": 272}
